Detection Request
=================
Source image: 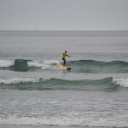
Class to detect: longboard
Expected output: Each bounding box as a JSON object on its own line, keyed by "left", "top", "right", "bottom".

{"left": 57, "top": 63, "right": 71, "bottom": 70}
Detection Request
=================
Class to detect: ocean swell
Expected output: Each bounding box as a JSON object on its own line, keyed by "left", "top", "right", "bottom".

{"left": 68, "top": 60, "right": 128, "bottom": 73}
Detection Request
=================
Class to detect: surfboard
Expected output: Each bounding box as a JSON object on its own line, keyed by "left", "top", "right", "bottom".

{"left": 57, "top": 63, "right": 71, "bottom": 70}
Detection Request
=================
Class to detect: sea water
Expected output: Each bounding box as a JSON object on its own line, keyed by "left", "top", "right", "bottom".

{"left": 0, "top": 31, "right": 128, "bottom": 127}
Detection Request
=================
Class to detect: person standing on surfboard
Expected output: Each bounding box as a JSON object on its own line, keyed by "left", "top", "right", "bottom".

{"left": 62, "top": 51, "right": 70, "bottom": 65}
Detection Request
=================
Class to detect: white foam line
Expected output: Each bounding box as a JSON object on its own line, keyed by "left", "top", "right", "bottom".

{"left": 0, "top": 78, "right": 50, "bottom": 85}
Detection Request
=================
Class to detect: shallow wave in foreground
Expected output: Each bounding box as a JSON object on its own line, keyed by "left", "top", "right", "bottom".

{"left": 0, "top": 77, "right": 128, "bottom": 91}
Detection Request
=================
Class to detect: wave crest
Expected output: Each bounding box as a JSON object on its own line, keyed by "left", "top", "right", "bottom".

{"left": 113, "top": 78, "right": 128, "bottom": 87}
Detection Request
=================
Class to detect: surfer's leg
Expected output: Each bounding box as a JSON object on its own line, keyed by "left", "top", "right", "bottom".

{"left": 64, "top": 59, "right": 66, "bottom": 65}
{"left": 62, "top": 58, "right": 66, "bottom": 65}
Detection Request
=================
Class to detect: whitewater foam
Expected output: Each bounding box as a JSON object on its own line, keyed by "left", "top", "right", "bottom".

{"left": 27, "top": 61, "right": 50, "bottom": 69}
{"left": 27, "top": 61, "right": 43, "bottom": 67}
{"left": 0, "top": 60, "right": 14, "bottom": 67}
{"left": 27, "top": 60, "right": 59, "bottom": 69}
{"left": 113, "top": 78, "right": 128, "bottom": 87}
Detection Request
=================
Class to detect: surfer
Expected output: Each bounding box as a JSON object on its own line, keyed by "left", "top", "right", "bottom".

{"left": 62, "top": 51, "right": 70, "bottom": 65}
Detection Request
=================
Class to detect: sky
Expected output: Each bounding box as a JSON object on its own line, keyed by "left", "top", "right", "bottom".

{"left": 0, "top": 0, "right": 128, "bottom": 31}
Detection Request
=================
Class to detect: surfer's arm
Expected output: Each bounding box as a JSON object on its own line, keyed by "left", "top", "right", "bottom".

{"left": 66, "top": 55, "right": 71, "bottom": 57}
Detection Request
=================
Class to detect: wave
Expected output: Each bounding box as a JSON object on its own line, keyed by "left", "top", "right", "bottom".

{"left": 0, "top": 59, "right": 59, "bottom": 71}
{"left": 0, "top": 77, "right": 128, "bottom": 91}
{"left": 69, "top": 59, "right": 128, "bottom": 66}
{"left": 0, "top": 59, "right": 128, "bottom": 73}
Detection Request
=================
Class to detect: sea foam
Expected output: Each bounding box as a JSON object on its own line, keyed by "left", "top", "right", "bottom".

{"left": 0, "top": 78, "right": 44, "bottom": 85}
{"left": 113, "top": 78, "right": 128, "bottom": 87}
{"left": 0, "top": 60, "right": 14, "bottom": 67}
{"left": 27, "top": 60, "right": 59, "bottom": 69}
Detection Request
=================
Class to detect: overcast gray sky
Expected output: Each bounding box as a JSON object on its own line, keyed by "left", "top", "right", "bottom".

{"left": 0, "top": 0, "right": 128, "bottom": 30}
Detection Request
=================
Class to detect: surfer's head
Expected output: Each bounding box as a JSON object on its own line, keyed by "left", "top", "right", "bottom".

{"left": 65, "top": 51, "right": 67, "bottom": 53}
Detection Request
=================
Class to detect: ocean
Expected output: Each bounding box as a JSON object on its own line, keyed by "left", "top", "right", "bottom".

{"left": 0, "top": 30, "right": 128, "bottom": 128}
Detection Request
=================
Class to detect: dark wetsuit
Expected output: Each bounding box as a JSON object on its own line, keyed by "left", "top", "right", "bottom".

{"left": 62, "top": 58, "right": 66, "bottom": 65}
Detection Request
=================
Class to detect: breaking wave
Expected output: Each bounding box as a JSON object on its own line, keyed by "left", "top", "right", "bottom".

{"left": 0, "top": 77, "right": 128, "bottom": 91}
{"left": 0, "top": 59, "right": 59, "bottom": 71}
{"left": 0, "top": 59, "right": 128, "bottom": 73}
